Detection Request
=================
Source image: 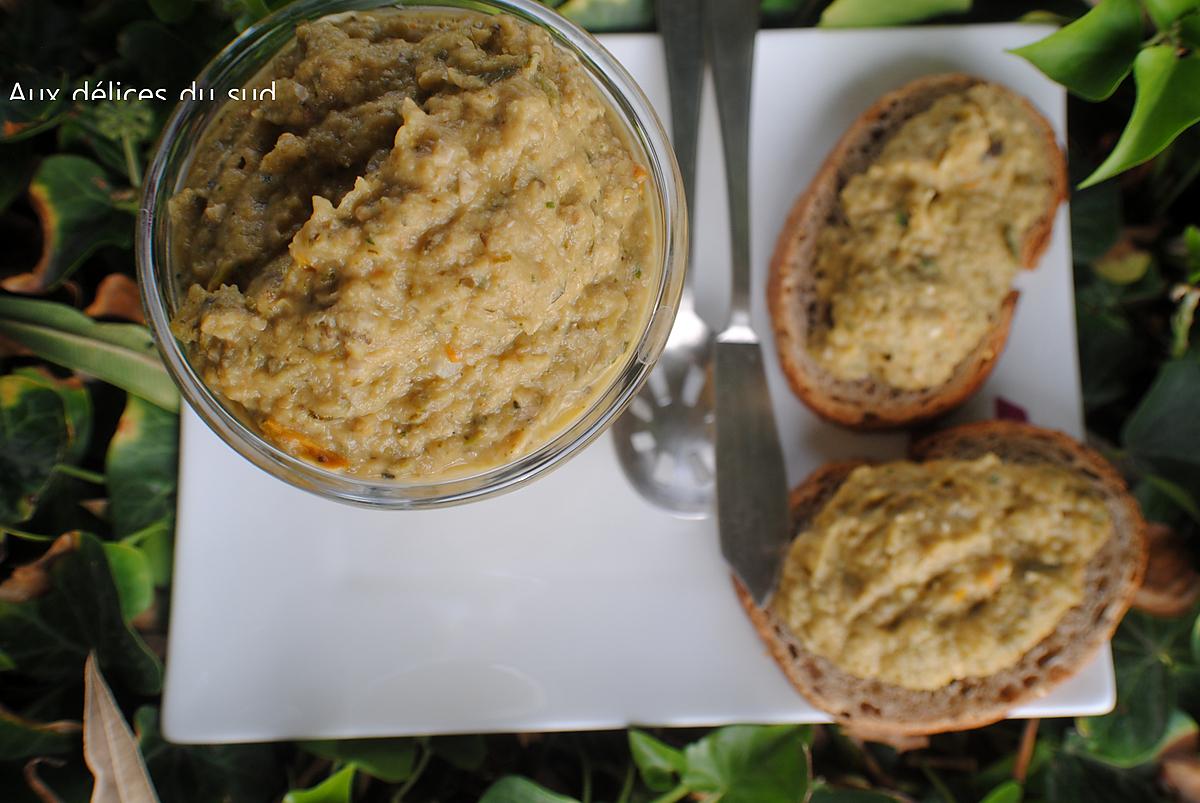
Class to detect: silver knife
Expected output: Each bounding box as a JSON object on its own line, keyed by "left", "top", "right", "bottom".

{"left": 704, "top": 0, "right": 792, "bottom": 605}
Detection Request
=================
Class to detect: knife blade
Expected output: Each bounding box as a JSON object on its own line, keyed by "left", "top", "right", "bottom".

{"left": 704, "top": 0, "right": 791, "bottom": 605}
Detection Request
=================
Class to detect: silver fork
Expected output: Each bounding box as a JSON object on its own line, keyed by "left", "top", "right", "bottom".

{"left": 612, "top": 0, "right": 715, "bottom": 519}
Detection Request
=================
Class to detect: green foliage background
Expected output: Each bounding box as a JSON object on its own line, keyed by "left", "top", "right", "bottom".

{"left": 1, "top": 0, "right": 1200, "bottom": 800}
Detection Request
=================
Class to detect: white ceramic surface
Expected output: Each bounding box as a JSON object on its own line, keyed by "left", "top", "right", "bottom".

{"left": 162, "top": 23, "right": 1114, "bottom": 743}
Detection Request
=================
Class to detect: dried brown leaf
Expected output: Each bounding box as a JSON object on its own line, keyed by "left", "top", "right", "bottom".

{"left": 842, "top": 722, "right": 930, "bottom": 753}
{"left": 1162, "top": 754, "right": 1200, "bottom": 803}
{"left": 24, "top": 757, "right": 67, "bottom": 803}
{"left": 0, "top": 533, "right": 77, "bottom": 603}
{"left": 1134, "top": 523, "right": 1200, "bottom": 617}
{"left": 0, "top": 702, "right": 81, "bottom": 735}
{"left": 83, "top": 653, "right": 159, "bottom": 803}
{"left": 79, "top": 499, "right": 109, "bottom": 520}
{"left": 84, "top": 275, "right": 144, "bottom": 324}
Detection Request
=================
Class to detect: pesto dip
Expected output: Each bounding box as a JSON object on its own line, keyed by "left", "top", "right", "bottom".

{"left": 170, "top": 9, "right": 658, "bottom": 480}
{"left": 775, "top": 455, "right": 1111, "bottom": 691}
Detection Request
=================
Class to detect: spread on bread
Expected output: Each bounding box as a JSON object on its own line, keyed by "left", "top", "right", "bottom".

{"left": 808, "top": 85, "right": 1056, "bottom": 390}
{"left": 774, "top": 454, "right": 1111, "bottom": 691}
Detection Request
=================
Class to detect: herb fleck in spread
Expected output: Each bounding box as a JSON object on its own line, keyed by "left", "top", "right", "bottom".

{"left": 170, "top": 9, "right": 657, "bottom": 479}
{"left": 810, "top": 85, "right": 1055, "bottom": 390}
{"left": 774, "top": 455, "right": 1111, "bottom": 691}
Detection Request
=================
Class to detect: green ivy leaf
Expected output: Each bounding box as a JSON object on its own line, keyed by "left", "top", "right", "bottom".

{"left": 818, "top": 0, "right": 970, "bottom": 27}
{"left": 1077, "top": 610, "right": 1194, "bottom": 763}
{"left": 681, "top": 725, "right": 811, "bottom": 803}
{"left": 0, "top": 532, "right": 161, "bottom": 694}
{"left": 1185, "top": 225, "right": 1200, "bottom": 283}
{"left": 0, "top": 72, "right": 70, "bottom": 143}
{"left": 810, "top": 785, "right": 904, "bottom": 801}
{"left": 1070, "top": 174, "right": 1122, "bottom": 265}
{"left": 977, "top": 741, "right": 1054, "bottom": 794}
{"left": 0, "top": 295, "right": 179, "bottom": 412}
{"left": 117, "top": 21, "right": 208, "bottom": 90}
{"left": 980, "top": 781, "right": 1024, "bottom": 803}
{"left": 761, "top": 0, "right": 805, "bottom": 22}
{"left": 1043, "top": 750, "right": 1162, "bottom": 802}
{"left": 11, "top": 368, "right": 91, "bottom": 466}
{"left": 1009, "top": 0, "right": 1143, "bottom": 102}
{"left": 101, "top": 542, "right": 153, "bottom": 622}
{"left": 284, "top": 765, "right": 355, "bottom": 803}
{"left": 1076, "top": 308, "right": 1142, "bottom": 410}
{"left": 136, "top": 707, "right": 287, "bottom": 803}
{"left": 1081, "top": 48, "right": 1200, "bottom": 188}
{"left": 1144, "top": 0, "right": 1200, "bottom": 29}
{"left": 300, "top": 738, "right": 417, "bottom": 783}
{"left": 1143, "top": 474, "right": 1200, "bottom": 524}
{"left": 430, "top": 734, "right": 487, "bottom": 772}
{"left": 0, "top": 707, "right": 77, "bottom": 760}
{"left": 1192, "top": 613, "right": 1200, "bottom": 664}
{"left": 478, "top": 776, "right": 579, "bottom": 803}
{"left": 1095, "top": 247, "right": 1153, "bottom": 284}
{"left": 628, "top": 729, "right": 686, "bottom": 792}
{"left": 1184, "top": 13, "right": 1200, "bottom": 46}
{"left": 1079, "top": 708, "right": 1198, "bottom": 767}
{"left": 2, "top": 155, "right": 132, "bottom": 292}
{"left": 106, "top": 394, "right": 178, "bottom": 537}
{"left": 557, "top": 0, "right": 653, "bottom": 31}
{"left": 148, "top": 0, "right": 195, "bottom": 24}
{"left": 0, "top": 374, "right": 68, "bottom": 526}
{"left": 0, "top": 141, "right": 34, "bottom": 214}
{"left": 1018, "top": 11, "right": 1073, "bottom": 25}
{"left": 1123, "top": 358, "right": 1200, "bottom": 497}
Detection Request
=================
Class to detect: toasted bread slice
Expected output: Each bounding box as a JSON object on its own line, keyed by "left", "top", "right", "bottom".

{"left": 767, "top": 74, "right": 1067, "bottom": 429}
{"left": 737, "top": 421, "right": 1146, "bottom": 738}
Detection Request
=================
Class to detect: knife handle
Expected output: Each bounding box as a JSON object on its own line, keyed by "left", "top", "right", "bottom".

{"left": 704, "top": 0, "right": 758, "bottom": 330}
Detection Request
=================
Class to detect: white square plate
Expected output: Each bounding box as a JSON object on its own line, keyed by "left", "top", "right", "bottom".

{"left": 162, "top": 23, "right": 1113, "bottom": 743}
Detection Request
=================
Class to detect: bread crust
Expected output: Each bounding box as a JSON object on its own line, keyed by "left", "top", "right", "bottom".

{"left": 737, "top": 421, "right": 1146, "bottom": 737}
{"left": 767, "top": 75, "right": 1068, "bottom": 429}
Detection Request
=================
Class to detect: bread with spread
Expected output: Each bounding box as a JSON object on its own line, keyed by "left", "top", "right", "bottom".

{"left": 768, "top": 74, "right": 1067, "bottom": 428}
{"left": 736, "top": 421, "right": 1146, "bottom": 737}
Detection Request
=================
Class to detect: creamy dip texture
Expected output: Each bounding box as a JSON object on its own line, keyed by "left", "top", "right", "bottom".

{"left": 170, "top": 9, "right": 657, "bottom": 479}
{"left": 775, "top": 455, "right": 1111, "bottom": 691}
{"left": 810, "top": 85, "right": 1054, "bottom": 390}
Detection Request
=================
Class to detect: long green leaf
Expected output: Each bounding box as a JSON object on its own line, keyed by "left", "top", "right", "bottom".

{"left": 1009, "top": 0, "right": 1143, "bottom": 102}
{"left": 1144, "top": 0, "right": 1200, "bottom": 29}
{"left": 556, "top": 0, "right": 653, "bottom": 31}
{"left": 0, "top": 295, "right": 178, "bottom": 412}
{"left": 1080, "top": 48, "right": 1200, "bottom": 188}
{"left": 478, "top": 776, "right": 579, "bottom": 803}
{"left": 819, "top": 0, "right": 970, "bottom": 27}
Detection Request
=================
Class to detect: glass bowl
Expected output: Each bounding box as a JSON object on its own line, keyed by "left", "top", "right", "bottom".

{"left": 137, "top": 0, "right": 685, "bottom": 508}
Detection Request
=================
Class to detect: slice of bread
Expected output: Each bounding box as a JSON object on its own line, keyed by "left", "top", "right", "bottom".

{"left": 736, "top": 421, "right": 1146, "bottom": 738}
{"left": 767, "top": 74, "right": 1067, "bottom": 429}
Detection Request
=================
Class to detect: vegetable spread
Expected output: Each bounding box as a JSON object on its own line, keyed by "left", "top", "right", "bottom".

{"left": 809, "top": 85, "right": 1055, "bottom": 390}
{"left": 170, "top": 9, "right": 657, "bottom": 479}
{"left": 774, "top": 455, "right": 1111, "bottom": 691}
